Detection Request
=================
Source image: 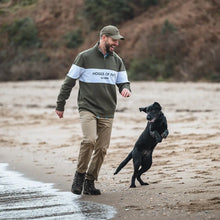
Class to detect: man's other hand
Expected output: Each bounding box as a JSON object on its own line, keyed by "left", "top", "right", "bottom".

{"left": 55, "top": 110, "right": 64, "bottom": 118}
{"left": 121, "top": 88, "right": 131, "bottom": 97}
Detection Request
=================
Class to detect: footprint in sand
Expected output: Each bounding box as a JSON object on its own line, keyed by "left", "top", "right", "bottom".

{"left": 45, "top": 171, "right": 55, "bottom": 174}
{"left": 124, "top": 205, "right": 143, "bottom": 211}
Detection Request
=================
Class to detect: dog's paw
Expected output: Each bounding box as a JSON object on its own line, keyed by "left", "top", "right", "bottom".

{"left": 150, "top": 130, "right": 162, "bottom": 142}
{"left": 130, "top": 185, "right": 136, "bottom": 188}
{"left": 161, "top": 129, "right": 169, "bottom": 139}
{"left": 155, "top": 135, "right": 162, "bottom": 143}
{"left": 152, "top": 131, "right": 162, "bottom": 143}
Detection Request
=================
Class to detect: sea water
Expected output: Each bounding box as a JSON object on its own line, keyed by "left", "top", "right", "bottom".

{"left": 0, "top": 163, "right": 116, "bottom": 219}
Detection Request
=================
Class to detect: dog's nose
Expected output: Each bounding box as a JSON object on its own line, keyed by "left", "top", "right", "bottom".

{"left": 147, "top": 115, "right": 152, "bottom": 120}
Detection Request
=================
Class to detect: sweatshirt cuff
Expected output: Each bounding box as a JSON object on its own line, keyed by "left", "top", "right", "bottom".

{"left": 56, "top": 103, "right": 65, "bottom": 111}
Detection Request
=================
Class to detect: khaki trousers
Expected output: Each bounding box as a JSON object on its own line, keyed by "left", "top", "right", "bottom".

{"left": 77, "top": 111, "right": 113, "bottom": 180}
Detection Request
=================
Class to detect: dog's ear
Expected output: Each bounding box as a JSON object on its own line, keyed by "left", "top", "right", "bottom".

{"left": 153, "top": 102, "right": 162, "bottom": 111}
{"left": 139, "top": 107, "right": 147, "bottom": 113}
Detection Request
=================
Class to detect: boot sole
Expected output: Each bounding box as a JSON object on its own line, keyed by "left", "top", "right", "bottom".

{"left": 71, "top": 189, "right": 82, "bottom": 195}
{"left": 83, "top": 191, "right": 101, "bottom": 195}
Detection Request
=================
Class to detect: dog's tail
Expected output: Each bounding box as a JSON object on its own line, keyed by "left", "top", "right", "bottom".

{"left": 114, "top": 152, "right": 132, "bottom": 175}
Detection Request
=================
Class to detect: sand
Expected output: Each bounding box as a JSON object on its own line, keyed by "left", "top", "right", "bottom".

{"left": 0, "top": 80, "right": 220, "bottom": 220}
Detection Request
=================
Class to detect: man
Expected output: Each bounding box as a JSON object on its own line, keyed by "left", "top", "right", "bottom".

{"left": 55, "top": 25, "right": 131, "bottom": 195}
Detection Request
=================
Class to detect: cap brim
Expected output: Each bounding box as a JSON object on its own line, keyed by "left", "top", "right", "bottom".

{"left": 111, "top": 34, "right": 125, "bottom": 40}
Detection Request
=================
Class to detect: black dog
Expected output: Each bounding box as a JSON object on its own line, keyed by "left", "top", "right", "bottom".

{"left": 114, "top": 102, "right": 169, "bottom": 188}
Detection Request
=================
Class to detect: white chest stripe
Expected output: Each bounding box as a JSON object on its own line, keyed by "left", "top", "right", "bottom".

{"left": 67, "top": 65, "right": 128, "bottom": 85}
{"left": 116, "top": 70, "right": 128, "bottom": 84}
{"left": 67, "top": 64, "right": 83, "bottom": 79}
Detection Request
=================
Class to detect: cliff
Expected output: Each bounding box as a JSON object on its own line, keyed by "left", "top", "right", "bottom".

{"left": 0, "top": 0, "right": 219, "bottom": 81}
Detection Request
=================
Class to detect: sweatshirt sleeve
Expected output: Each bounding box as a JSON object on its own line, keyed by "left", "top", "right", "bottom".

{"left": 116, "top": 58, "right": 131, "bottom": 93}
{"left": 56, "top": 76, "right": 76, "bottom": 111}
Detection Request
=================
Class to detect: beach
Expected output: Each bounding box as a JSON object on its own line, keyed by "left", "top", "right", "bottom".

{"left": 0, "top": 80, "right": 220, "bottom": 219}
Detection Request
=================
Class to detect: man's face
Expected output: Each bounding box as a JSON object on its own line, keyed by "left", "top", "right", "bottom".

{"left": 104, "top": 36, "right": 119, "bottom": 53}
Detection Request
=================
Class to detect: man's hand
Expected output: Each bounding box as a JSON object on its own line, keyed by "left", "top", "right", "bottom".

{"left": 121, "top": 88, "right": 131, "bottom": 97}
{"left": 55, "top": 110, "right": 64, "bottom": 118}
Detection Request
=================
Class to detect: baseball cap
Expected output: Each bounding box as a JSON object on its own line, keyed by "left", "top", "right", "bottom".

{"left": 100, "top": 25, "right": 125, "bottom": 40}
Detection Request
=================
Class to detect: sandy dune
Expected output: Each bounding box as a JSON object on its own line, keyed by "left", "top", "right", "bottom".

{"left": 0, "top": 80, "right": 220, "bottom": 219}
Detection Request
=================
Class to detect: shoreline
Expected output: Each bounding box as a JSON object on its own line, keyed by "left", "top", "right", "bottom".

{"left": 0, "top": 81, "right": 220, "bottom": 219}
{"left": 0, "top": 163, "right": 116, "bottom": 220}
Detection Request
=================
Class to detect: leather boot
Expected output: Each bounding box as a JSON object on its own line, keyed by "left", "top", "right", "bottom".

{"left": 71, "top": 171, "right": 85, "bottom": 195}
{"left": 83, "top": 179, "right": 101, "bottom": 195}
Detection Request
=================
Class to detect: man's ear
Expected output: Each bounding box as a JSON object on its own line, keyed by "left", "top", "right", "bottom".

{"left": 101, "top": 35, "right": 107, "bottom": 41}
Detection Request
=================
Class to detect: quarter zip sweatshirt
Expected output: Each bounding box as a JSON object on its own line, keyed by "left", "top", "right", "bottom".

{"left": 56, "top": 43, "right": 131, "bottom": 118}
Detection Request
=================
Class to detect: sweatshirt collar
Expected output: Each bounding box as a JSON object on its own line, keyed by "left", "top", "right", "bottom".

{"left": 96, "top": 42, "right": 112, "bottom": 58}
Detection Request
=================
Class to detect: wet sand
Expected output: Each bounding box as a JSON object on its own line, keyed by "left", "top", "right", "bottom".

{"left": 0, "top": 163, "right": 116, "bottom": 219}
{"left": 0, "top": 80, "right": 220, "bottom": 219}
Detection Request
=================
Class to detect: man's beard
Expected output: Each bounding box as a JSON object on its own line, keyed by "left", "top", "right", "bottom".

{"left": 104, "top": 41, "right": 111, "bottom": 53}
